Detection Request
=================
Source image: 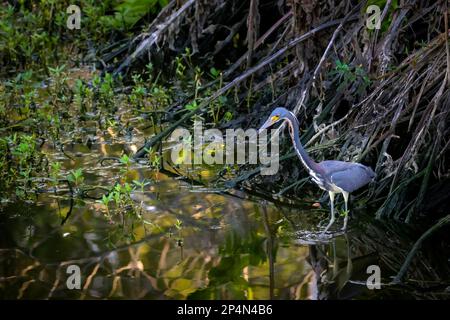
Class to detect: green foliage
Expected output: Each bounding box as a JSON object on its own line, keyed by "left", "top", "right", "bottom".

{"left": 98, "top": 73, "right": 116, "bottom": 107}
{"left": 99, "top": 0, "right": 169, "bottom": 31}
{"left": 209, "top": 67, "right": 220, "bottom": 78}
{"left": 174, "top": 218, "right": 183, "bottom": 230}
{"left": 173, "top": 47, "right": 236, "bottom": 124}
{"left": 119, "top": 154, "right": 132, "bottom": 175}
{"left": 132, "top": 179, "right": 150, "bottom": 193}
{"left": 129, "top": 68, "right": 171, "bottom": 111}
{"left": 331, "top": 60, "right": 371, "bottom": 95}
{"left": 175, "top": 56, "right": 187, "bottom": 78}
{"left": 0, "top": 0, "right": 168, "bottom": 71}
{"left": 365, "top": 0, "right": 399, "bottom": 33}
{"left": 73, "top": 79, "right": 92, "bottom": 113}
{"left": 48, "top": 65, "right": 70, "bottom": 106}
{"left": 0, "top": 133, "right": 44, "bottom": 199}
{"left": 119, "top": 154, "right": 130, "bottom": 165}
{"left": 50, "top": 161, "right": 62, "bottom": 188}
{"left": 0, "top": 2, "right": 91, "bottom": 70}
{"left": 185, "top": 101, "right": 198, "bottom": 111}
{"left": 97, "top": 182, "right": 139, "bottom": 223}
{"left": 223, "top": 111, "right": 233, "bottom": 122}
{"left": 0, "top": 2, "right": 233, "bottom": 209}
{"left": 67, "top": 168, "right": 85, "bottom": 187}
{"left": 144, "top": 147, "right": 162, "bottom": 169}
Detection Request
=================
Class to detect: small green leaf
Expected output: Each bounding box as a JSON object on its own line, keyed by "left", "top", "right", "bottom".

{"left": 185, "top": 101, "right": 198, "bottom": 111}
{"left": 210, "top": 67, "right": 219, "bottom": 78}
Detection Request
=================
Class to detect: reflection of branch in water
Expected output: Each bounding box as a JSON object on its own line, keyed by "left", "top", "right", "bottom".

{"left": 31, "top": 177, "right": 75, "bottom": 225}
{"left": 260, "top": 204, "right": 275, "bottom": 299}
{"left": 307, "top": 234, "right": 378, "bottom": 300}
{"left": 306, "top": 214, "right": 450, "bottom": 299}
{"left": 297, "top": 270, "right": 316, "bottom": 299}
{"left": 107, "top": 247, "right": 158, "bottom": 298}
{"left": 47, "top": 265, "right": 62, "bottom": 299}
{"left": 109, "top": 276, "right": 121, "bottom": 298}
{"left": 17, "top": 279, "right": 35, "bottom": 299}
{"left": 157, "top": 241, "right": 170, "bottom": 279}
{"left": 80, "top": 261, "right": 101, "bottom": 300}
{"left": 60, "top": 196, "right": 74, "bottom": 226}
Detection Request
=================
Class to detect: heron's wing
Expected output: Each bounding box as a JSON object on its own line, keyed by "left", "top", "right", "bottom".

{"left": 330, "top": 165, "right": 373, "bottom": 193}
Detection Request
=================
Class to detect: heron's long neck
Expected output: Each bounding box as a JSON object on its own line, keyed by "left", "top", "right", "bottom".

{"left": 286, "top": 114, "right": 317, "bottom": 172}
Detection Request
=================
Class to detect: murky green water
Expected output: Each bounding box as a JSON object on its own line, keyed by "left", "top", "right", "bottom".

{"left": 1, "top": 103, "right": 449, "bottom": 300}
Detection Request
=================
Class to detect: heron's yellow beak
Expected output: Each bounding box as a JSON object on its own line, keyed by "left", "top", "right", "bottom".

{"left": 258, "top": 116, "right": 280, "bottom": 134}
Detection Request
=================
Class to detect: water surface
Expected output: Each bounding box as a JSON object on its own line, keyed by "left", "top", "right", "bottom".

{"left": 0, "top": 117, "right": 448, "bottom": 300}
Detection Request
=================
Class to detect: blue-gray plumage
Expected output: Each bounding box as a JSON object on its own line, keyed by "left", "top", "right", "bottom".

{"left": 259, "top": 107, "right": 375, "bottom": 233}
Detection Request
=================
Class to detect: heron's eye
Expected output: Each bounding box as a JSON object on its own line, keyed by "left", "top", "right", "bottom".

{"left": 271, "top": 115, "right": 280, "bottom": 122}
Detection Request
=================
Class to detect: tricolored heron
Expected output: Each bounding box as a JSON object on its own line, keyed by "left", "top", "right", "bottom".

{"left": 259, "top": 107, "right": 375, "bottom": 233}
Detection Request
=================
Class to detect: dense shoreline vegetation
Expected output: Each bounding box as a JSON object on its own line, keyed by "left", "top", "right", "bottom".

{"left": 2, "top": 0, "right": 448, "bottom": 221}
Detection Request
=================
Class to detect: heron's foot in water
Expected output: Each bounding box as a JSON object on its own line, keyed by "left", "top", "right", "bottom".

{"left": 321, "top": 217, "right": 335, "bottom": 235}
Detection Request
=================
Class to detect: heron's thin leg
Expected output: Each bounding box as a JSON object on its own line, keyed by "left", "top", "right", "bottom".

{"left": 342, "top": 191, "right": 349, "bottom": 231}
{"left": 323, "top": 192, "right": 335, "bottom": 233}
